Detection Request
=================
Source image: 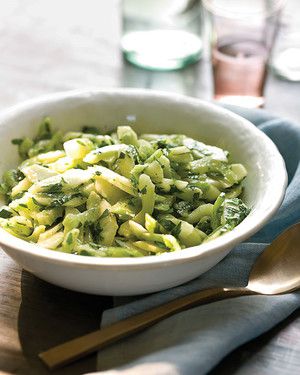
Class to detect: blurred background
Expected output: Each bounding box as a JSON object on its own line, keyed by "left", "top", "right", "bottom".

{"left": 0, "top": 0, "right": 299, "bottom": 119}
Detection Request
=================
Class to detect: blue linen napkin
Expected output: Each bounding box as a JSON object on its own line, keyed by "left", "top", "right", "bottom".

{"left": 91, "top": 107, "right": 300, "bottom": 375}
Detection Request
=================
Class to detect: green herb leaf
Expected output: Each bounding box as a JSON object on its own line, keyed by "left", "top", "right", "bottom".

{"left": 82, "top": 126, "right": 100, "bottom": 134}
{"left": 11, "top": 139, "right": 23, "bottom": 145}
{"left": 44, "top": 182, "right": 63, "bottom": 194}
{"left": 171, "top": 222, "right": 182, "bottom": 237}
{"left": 66, "top": 232, "right": 73, "bottom": 245}
{"left": 0, "top": 209, "right": 13, "bottom": 218}
{"left": 100, "top": 209, "right": 110, "bottom": 220}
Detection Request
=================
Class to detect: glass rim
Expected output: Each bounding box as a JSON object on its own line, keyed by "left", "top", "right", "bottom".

{"left": 202, "top": 0, "right": 286, "bottom": 19}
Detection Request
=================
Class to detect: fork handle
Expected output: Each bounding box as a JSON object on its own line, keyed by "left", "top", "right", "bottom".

{"left": 39, "top": 286, "right": 253, "bottom": 370}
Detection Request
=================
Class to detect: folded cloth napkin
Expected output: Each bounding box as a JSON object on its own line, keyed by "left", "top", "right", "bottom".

{"left": 90, "top": 107, "right": 300, "bottom": 375}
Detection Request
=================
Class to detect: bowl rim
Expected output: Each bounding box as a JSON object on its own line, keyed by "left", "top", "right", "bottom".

{"left": 0, "top": 88, "right": 288, "bottom": 270}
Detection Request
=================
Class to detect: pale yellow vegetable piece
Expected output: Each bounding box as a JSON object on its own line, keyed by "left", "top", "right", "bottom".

{"left": 187, "top": 204, "right": 214, "bottom": 224}
{"left": 64, "top": 138, "right": 93, "bottom": 159}
{"left": 49, "top": 156, "right": 77, "bottom": 173}
{"left": 95, "top": 175, "right": 128, "bottom": 204}
{"left": 84, "top": 144, "right": 128, "bottom": 164}
{"left": 93, "top": 166, "right": 135, "bottom": 196}
{"left": 38, "top": 231, "right": 64, "bottom": 250}
{"left": 22, "top": 165, "right": 58, "bottom": 183}
{"left": 231, "top": 164, "right": 247, "bottom": 181}
{"left": 134, "top": 241, "right": 163, "bottom": 254}
{"left": 39, "top": 223, "right": 63, "bottom": 242}
{"left": 37, "top": 150, "right": 65, "bottom": 163}
{"left": 134, "top": 174, "right": 155, "bottom": 225}
{"left": 98, "top": 199, "right": 118, "bottom": 246}
{"left": 11, "top": 177, "right": 32, "bottom": 197}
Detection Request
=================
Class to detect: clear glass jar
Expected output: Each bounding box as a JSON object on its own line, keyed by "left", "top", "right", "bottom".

{"left": 121, "top": 0, "right": 203, "bottom": 71}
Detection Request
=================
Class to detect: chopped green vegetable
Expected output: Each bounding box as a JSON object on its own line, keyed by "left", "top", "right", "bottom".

{"left": 0, "top": 121, "right": 250, "bottom": 257}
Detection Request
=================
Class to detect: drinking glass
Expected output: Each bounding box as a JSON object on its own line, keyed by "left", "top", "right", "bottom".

{"left": 121, "top": 0, "right": 203, "bottom": 71}
{"left": 203, "top": 0, "right": 285, "bottom": 108}
{"left": 271, "top": 0, "right": 300, "bottom": 81}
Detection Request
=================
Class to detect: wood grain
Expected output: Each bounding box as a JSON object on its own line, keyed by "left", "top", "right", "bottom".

{"left": 39, "top": 287, "right": 250, "bottom": 370}
{"left": 0, "top": 249, "right": 112, "bottom": 375}
{"left": 0, "top": 250, "right": 25, "bottom": 375}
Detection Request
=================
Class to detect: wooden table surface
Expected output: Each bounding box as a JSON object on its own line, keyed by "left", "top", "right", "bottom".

{"left": 0, "top": 1, "right": 300, "bottom": 375}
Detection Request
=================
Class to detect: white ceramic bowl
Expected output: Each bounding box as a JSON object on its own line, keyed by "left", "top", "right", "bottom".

{"left": 0, "top": 89, "right": 287, "bottom": 295}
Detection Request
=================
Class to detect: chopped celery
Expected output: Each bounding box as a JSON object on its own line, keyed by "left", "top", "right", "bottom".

{"left": 64, "top": 138, "right": 93, "bottom": 159}
{"left": 95, "top": 175, "right": 128, "bottom": 204}
{"left": 134, "top": 174, "right": 155, "bottom": 225}
{"left": 117, "top": 126, "right": 139, "bottom": 147}
{"left": 0, "top": 121, "right": 249, "bottom": 257}
{"left": 187, "top": 203, "right": 213, "bottom": 224}
{"left": 84, "top": 144, "right": 128, "bottom": 164}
